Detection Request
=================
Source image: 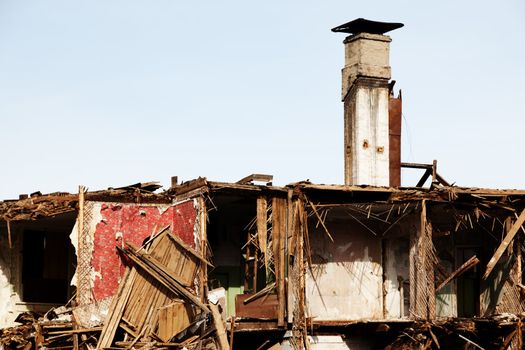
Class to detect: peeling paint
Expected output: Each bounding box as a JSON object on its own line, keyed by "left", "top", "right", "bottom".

{"left": 305, "top": 220, "right": 383, "bottom": 321}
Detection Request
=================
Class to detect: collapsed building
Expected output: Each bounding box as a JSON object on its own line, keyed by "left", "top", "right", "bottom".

{"left": 1, "top": 18, "right": 524, "bottom": 350}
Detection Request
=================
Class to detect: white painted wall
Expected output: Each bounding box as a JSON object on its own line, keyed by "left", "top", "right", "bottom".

{"left": 384, "top": 236, "right": 410, "bottom": 319}
{"left": 351, "top": 87, "right": 390, "bottom": 187}
{"left": 305, "top": 220, "right": 383, "bottom": 321}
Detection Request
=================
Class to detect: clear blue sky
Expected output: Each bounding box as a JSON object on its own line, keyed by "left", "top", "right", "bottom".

{"left": 1, "top": 1, "right": 524, "bottom": 198}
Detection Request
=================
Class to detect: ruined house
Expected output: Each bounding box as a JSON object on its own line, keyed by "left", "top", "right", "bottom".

{"left": 1, "top": 18, "right": 524, "bottom": 349}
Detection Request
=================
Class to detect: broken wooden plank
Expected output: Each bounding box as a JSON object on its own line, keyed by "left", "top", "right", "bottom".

{"left": 6, "top": 220, "right": 12, "bottom": 249}
{"left": 243, "top": 283, "right": 275, "bottom": 304}
{"left": 236, "top": 174, "right": 273, "bottom": 185}
{"left": 210, "top": 303, "right": 229, "bottom": 350}
{"left": 167, "top": 232, "right": 212, "bottom": 267}
{"left": 458, "top": 334, "right": 486, "bottom": 350}
{"left": 47, "top": 328, "right": 102, "bottom": 335}
{"left": 257, "top": 196, "right": 268, "bottom": 260}
{"left": 272, "top": 197, "right": 287, "bottom": 327}
{"left": 483, "top": 209, "right": 525, "bottom": 279}
{"left": 122, "top": 243, "right": 209, "bottom": 313}
{"left": 96, "top": 268, "right": 136, "bottom": 349}
{"left": 436, "top": 255, "right": 480, "bottom": 291}
{"left": 305, "top": 197, "right": 334, "bottom": 242}
{"left": 416, "top": 169, "right": 432, "bottom": 188}
{"left": 198, "top": 196, "right": 208, "bottom": 303}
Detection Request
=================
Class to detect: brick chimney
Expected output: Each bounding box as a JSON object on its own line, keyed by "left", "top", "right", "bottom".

{"left": 332, "top": 18, "right": 403, "bottom": 187}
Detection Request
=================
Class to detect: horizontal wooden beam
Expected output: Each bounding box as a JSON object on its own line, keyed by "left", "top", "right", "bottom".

{"left": 237, "top": 173, "right": 273, "bottom": 185}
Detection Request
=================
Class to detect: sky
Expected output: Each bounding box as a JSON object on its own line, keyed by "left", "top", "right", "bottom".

{"left": 1, "top": 1, "right": 524, "bottom": 198}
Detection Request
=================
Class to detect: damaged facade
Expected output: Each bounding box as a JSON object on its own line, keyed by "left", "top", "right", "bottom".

{"left": 1, "top": 18, "right": 524, "bottom": 350}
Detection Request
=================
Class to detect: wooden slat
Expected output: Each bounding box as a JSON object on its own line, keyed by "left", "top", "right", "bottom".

{"left": 236, "top": 174, "right": 273, "bottom": 185}
{"left": 167, "top": 232, "right": 212, "bottom": 266}
{"left": 257, "top": 196, "right": 268, "bottom": 258}
{"left": 483, "top": 209, "right": 525, "bottom": 279}
{"left": 436, "top": 255, "right": 480, "bottom": 291}
{"left": 198, "top": 197, "right": 207, "bottom": 303}
{"left": 210, "top": 303, "right": 230, "bottom": 350}
{"left": 122, "top": 243, "right": 209, "bottom": 312}
{"left": 272, "top": 197, "right": 287, "bottom": 327}
{"left": 97, "top": 268, "right": 136, "bottom": 349}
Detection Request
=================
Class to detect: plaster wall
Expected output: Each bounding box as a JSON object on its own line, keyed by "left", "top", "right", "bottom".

{"left": 305, "top": 219, "right": 383, "bottom": 321}
{"left": 344, "top": 86, "right": 390, "bottom": 187}
{"left": 383, "top": 234, "right": 410, "bottom": 318}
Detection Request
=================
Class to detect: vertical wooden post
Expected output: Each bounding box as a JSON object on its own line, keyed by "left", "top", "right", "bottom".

{"left": 298, "top": 199, "right": 307, "bottom": 346}
{"left": 517, "top": 233, "right": 522, "bottom": 294}
{"left": 198, "top": 196, "right": 207, "bottom": 302}
{"left": 409, "top": 215, "right": 418, "bottom": 318}
{"left": 77, "top": 185, "right": 85, "bottom": 306}
{"left": 272, "top": 197, "right": 287, "bottom": 327}
{"left": 6, "top": 220, "right": 12, "bottom": 249}
{"left": 381, "top": 238, "right": 388, "bottom": 319}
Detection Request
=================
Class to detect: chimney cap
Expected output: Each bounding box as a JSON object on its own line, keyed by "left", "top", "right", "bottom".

{"left": 332, "top": 18, "right": 404, "bottom": 35}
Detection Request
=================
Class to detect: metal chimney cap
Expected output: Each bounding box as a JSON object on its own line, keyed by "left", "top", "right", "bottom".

{"left": 331, "top": 18, "right": 404, "bottom": 35}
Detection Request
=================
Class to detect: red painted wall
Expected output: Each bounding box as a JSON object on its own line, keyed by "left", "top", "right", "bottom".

{"left": 91, "top": 200, "right": 197, "bottom": 301}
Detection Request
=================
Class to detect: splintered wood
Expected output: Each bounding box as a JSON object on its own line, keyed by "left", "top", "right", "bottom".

{"left": 96, "top": 227, "right": 206, "bottom": 349}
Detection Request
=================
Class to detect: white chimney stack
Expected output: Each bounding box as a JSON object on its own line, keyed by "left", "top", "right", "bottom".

{"left": 332, "top": 18, "right": 403, "bottom": 187}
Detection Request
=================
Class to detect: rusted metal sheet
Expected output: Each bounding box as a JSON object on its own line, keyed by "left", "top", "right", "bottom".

{"left": 235, "top": 294, "right": 278, "bottom": 319}
{"left": 389, "top": 96, "right": 402, "bottom": 187}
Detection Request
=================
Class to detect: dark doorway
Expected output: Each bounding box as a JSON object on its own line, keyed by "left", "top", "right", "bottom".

{"left": 456, "top": 247, "right": 480, "bottom": 317}
{"left": 22, "top": 230, "right": 71, "bottom": 304}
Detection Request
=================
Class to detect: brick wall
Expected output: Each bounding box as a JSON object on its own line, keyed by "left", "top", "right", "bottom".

{"left": 90, "top": 200, "right": 197, "bottom": 301}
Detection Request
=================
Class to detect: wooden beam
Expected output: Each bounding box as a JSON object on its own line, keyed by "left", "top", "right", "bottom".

{"left": 483, "top": 209, "right": 525, "bottom": 279}
{"left": 97, "top": 268, "right": 136, "bottom": 349}
{"left": 77, "top": 185, "right": 85, "bottom": 305}
{"left": 400, "top": 162, "right": 433, "bottom": 170}
{"left": 237, "top": 174, "right": 273, "bottom": 185}
{"left": 416, "top": 169, "right": 432, "bottom": 188}
{"left": 257, "top": 196, "right": 268, "bottom": 267}
{"left": 122, "top": 244, "right": 210, "bottom": 313}
{"left": 210, "top": 303, "right": 230, "bottom": 350}
{"left": 436, "top": 255, "right": 480, "bottom": 291}
{"left": 198, "top": 196, "right": 208, "bottom": 303}
{"left": 6, "top": 220, "right": 12, "bottom": 249}
{"left": 166, "top": 232, "right": 212, "bottom": 267}
{"left": 272, "top": 197, "right": 287, "bottom": 327}
{"left": 305, "top": 198, "right": 334, "bottom": 242}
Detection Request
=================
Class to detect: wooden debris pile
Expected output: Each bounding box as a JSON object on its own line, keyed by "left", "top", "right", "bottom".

{"left": 1, "top": 226, "right": 231, "bottom": 350}
{"left": 0, "top": 182, "right": 168, "bottom": 222}
{"left": 0, "top": 311, "right": 101, "bottom": 350}
{"left": 96, "top": 227, "right": 225, "bottom": 350}
{"left": 384, "top": 316, "right": 525, "bottom": 350}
